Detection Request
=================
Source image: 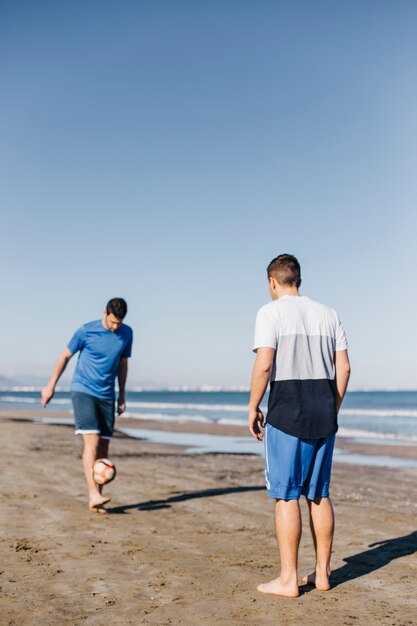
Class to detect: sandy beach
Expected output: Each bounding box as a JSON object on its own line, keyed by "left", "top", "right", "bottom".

{"left": 1, "top": 411, "right": 417, "bottom": 626}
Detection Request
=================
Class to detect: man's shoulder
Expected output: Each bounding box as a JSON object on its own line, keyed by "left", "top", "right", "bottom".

{"left": 256, "top": 297, "right": 340, "bottom": 321}
{"left": 72, "top": 320, "right": 97, "bottom": 334}
{"left": 120, "top": 323, "right": 133, "bottom": 337}
{"left": 83, "top": 319, "right": 102, "bottom": 331}
{"left": 256, "top": 301, "right": 279, "bottom": 318}
{"left": 303, "top": 297, "right": 339, "bottom": 319}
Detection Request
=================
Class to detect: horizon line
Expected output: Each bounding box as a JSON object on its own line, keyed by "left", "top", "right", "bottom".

{"left": 1, "top": 386, "right": 417, "bottom": 394}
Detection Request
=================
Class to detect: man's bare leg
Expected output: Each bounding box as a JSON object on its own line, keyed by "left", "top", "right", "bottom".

{"left": 302, "top": 496, "right": 334, "bottom": 590}
{"left": 96, "top": 437, "right": 110, "bottom": 495}
{"left": 257, "top": 499, "right": 301, "bottom": 597}
{"left": 82, "top": 434, "right": 111, "bottom": 511}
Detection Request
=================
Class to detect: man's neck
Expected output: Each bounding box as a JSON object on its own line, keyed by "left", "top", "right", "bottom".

{"left": 275, "top": 287, "right": 300, "bottom": 300}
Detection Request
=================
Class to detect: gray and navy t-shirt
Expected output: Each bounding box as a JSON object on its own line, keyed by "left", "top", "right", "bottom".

{"left": 253, "top": 295, "right": 348, "bottom": 439}
{"left": 68, "top": 320, "right": 133, "bottom": 400}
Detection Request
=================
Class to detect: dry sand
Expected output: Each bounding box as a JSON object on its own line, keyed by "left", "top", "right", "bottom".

{"left": 1, "top": 412, "right": 417, "bottom": 626}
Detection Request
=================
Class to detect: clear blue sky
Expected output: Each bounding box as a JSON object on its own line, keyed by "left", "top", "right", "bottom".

{"left": 1, "top": 1, "right": 416, "bottom": 389}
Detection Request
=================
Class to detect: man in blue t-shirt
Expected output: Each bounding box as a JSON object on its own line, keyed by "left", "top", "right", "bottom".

{"left": 41, "top": 298, "right": 133, "bottom": 514}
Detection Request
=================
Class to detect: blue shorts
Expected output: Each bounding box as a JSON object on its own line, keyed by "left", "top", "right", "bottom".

{"left": 71, "top": 391, "right": 115, "bottom": 440}
{"left": 264, "top": 424, "right": 335, "bottom": 500}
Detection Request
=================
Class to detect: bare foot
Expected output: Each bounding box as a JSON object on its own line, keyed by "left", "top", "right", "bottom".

{"left": 89, "top": 504, "right": 109, "bottom": 515}
{"left": 301, "top": 571, "right": 331, "bottom": 591}
{"left": 257, "top": 577, "right": 299, "bottom": 598}
{"left": 89, "top": 495, "right": 111, "bottom": 509}
{"left": 89, "top": 493, "right": 111, "bottom": 515}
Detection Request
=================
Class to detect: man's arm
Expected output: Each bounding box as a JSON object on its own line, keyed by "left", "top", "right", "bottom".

{"left": 41, "top": 348, "right": 73, "bottom": 406}
{"left": 117, "top": 357, "right": 128, "bottom": 415}
{"left": 248, "top": 347, "right": 275, "bottom": 441}
{"left": 334, "top": 349, "right": 351, "bottom": 413}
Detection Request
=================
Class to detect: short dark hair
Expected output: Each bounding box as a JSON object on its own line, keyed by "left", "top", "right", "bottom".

{"left": 267, "top": 254, "right": 301, "bottom": 288}
{"left": 106, "top": 298, "right": 127, "bottom": 320}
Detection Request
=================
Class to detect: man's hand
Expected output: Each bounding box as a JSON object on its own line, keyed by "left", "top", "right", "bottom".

{"left": 334, "top": 349, "right": 351, "bottom": 413}
{"left": 248, "top": 347, "right": 274, "bottom": 442}
{"left": 117, "top": 396, "right": 126, "bottom": 416}
{"left": 41, "top": 349, "right": 72, "bottom": 408}
{"left": 41, "top": 384, "right": 55, "bottom": 407}
{"left": 248, "top": 406, "right": 265, "bottom": 441}
{"left": 117, "top": 358, "right": 128, "bottom": 416}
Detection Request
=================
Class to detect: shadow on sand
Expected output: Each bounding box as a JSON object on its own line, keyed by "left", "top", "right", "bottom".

{"left": 107, "top": 485, "right": 264, "bottom": 514}
{"left": 301, "top": 530, "right": 417, "bottom": 592}
{"left": 109, "top": 492, "right": 417, "bottom": 590}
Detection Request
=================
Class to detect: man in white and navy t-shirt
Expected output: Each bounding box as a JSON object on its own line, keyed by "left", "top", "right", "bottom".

{"left": 248, "top": 254, "right": 350, "bottom": 597}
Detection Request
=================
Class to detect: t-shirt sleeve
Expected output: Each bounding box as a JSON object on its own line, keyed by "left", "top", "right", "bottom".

{"left": 252, "top": 307, "right": 278, "bottom": 352}
{"left": 67, "top": 326, "right": 86, "bottom": 355}
{"left": 335, "top": 315, "right": 348, "bottom": 351}
{"left": 122, "top": 329, "right": 133, "bottom": 358}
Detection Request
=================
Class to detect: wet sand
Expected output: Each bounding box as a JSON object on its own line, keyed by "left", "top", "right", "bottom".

{"left": 1, "top": 412, "right": 417, "bottom": 625}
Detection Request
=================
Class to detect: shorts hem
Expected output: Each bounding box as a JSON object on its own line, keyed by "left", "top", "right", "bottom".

{"left": 266, "top": 485, "right": 331, "bottom": 501}
{"left": 302, "top": 483, "right": 330, "bottom": 500}
{"left": 266, "top": 486, "right": 302, "bottom": 500}
{"left": 75, "top": 430, "right": 113, "bottom": 439}
{"left": 75, "top": 429, "right": 100, "bottom": 435}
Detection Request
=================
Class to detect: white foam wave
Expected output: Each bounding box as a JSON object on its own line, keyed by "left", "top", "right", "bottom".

{"left": 122, "top": 412, "right": 213, "bottom": 424}
{"left": 122, "top": 401, "right": 248, "bottom": 412}
{"left": 337, "top": 427, "right": 417, "bottom": 443}
{"left": 123, "top": 413, "right": 250, "bottom": 427}
{"left": 2, "top": 392, "right": 417, "bottom": 418}
{"left": 112, "top": 402, "right": 417, "bottom": 418}
{"left": 0, "top": 386, "right": 43, "bottom": 392}
{"left": 122, "top": 415, "right": 417, "bottom": 439}
{"left": 0, "top": 386, "right": 71, "bottom": 392}
{"left": 340, "top": 408, "right": 417, "bottom": 418}
{"left": 122, "top": 415, "right": 417, "bottom": 441}
{"left": 0, "top": 396, "right": 71, "bottom": 405}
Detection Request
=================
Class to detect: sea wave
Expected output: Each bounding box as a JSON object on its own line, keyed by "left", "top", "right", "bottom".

{"left": 337, "top": 427, "right": 417, "bottom": 443}
{"left": 125, "top": 405, "right": 417, "bottom": 417}
{"left": 121, "top": 415, "right": 417, "bottom": 442}
{"left": 0, "top": 396, "right": 247, "bottom": 411}
{"left": 340, "top": 408, "right": 417, "bottom": 418}
{"left": 0, "top": 396, "right": 71, "bottom": 405}
{"left": 122, "top": 412, "right": 214, "bottom": 424}
{"left": 119, "top": 401, "right": 248, "bottom": 412}
{"left": 2, "top": 395, "right": 417, "bottom": 419}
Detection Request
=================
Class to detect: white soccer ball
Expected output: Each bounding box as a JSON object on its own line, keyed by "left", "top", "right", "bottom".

{"left": 93, "top": 458, "right": 116, "bottom": 485}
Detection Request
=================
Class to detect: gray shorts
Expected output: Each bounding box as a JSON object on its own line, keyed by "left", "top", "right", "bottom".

{"left": 71, "top": 391, "right": 115, "bottom": 439}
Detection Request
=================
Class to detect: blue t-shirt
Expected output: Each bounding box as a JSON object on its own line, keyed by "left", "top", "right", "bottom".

{"left": 68, "top": 320, "right": 133, "bottom": 399}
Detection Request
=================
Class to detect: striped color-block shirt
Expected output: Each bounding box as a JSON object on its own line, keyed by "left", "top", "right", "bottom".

{"left": 253, "top": 295, "right": 348, "bottom": 439}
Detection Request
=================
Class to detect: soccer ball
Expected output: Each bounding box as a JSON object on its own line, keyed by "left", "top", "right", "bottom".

{"left": 93, "top": 458, "right": 116, "bottom": 485}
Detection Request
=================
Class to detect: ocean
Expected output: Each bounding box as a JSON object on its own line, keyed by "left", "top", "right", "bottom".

{"left": 1, "top": 389, "right": 417, "bottom": 446}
